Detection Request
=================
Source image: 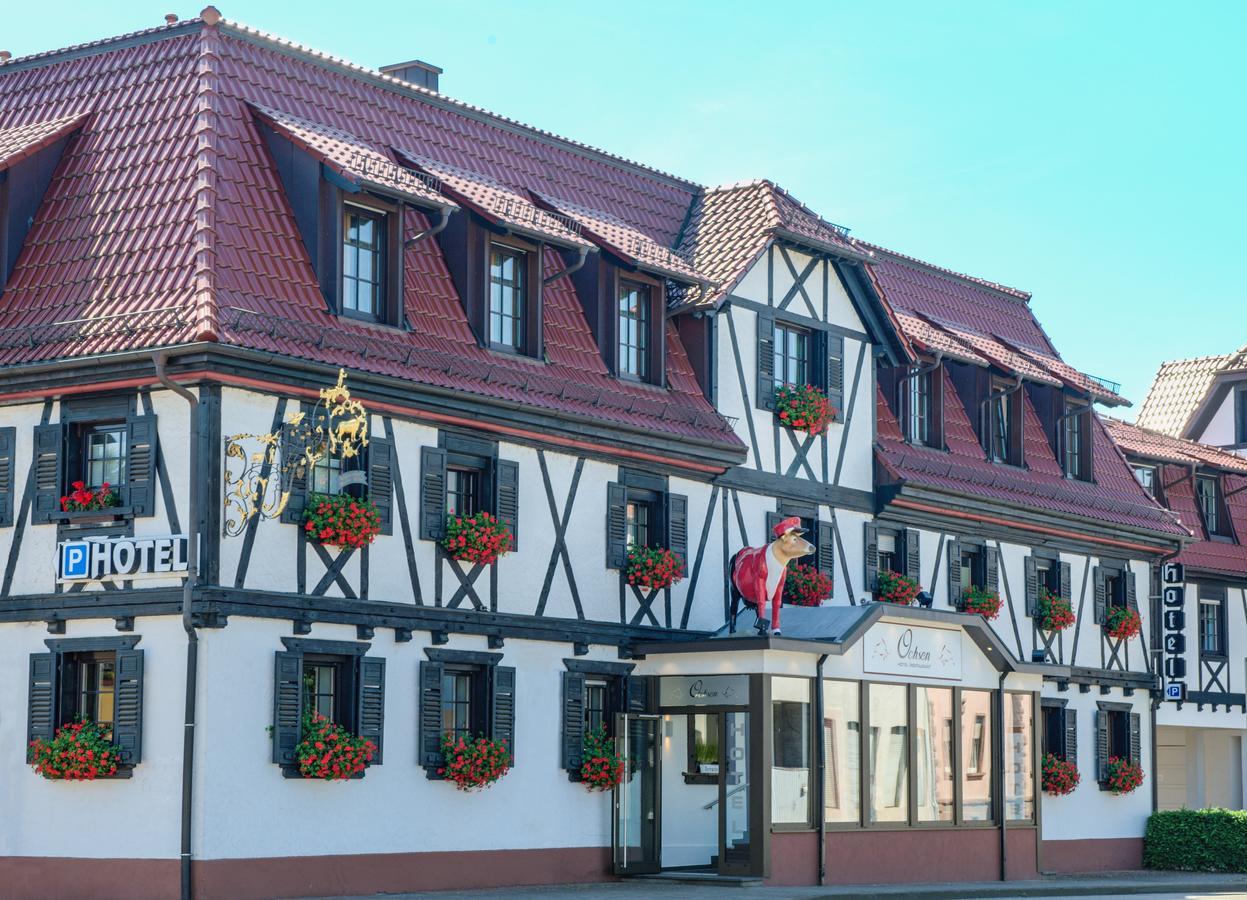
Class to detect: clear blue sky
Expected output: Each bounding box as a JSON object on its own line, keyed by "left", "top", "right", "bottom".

{"left": 5, "top": 2, "right": 1244, "bottom": 413}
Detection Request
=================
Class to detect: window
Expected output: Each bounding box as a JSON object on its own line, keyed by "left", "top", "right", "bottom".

{"left": 626, "top": 490, "right": 658, "bottom": 549}
{"left": 877, "top": 531, "right": 900, "bottom": 576}
{"left": 1096, "top": 703, "right": 1140, "bottom": 788}
{"left": 441, "top": 668, "right": 477, "bottom": 742}
{"left": 1236, "top": 386, "right": 1247, "bottom": 445}
{"left": 585, "top": 680, "right": 608, "bottom": 734}
{"left": 1199, "top": 587, "right": 1226, "bottom": 657}
{"left": 606, "top": 473, "right": 687, "bottom": 571}
{"left": 1196, "top": 475, "right": 1224, "bottom": 537}
{"left": 960, "top": 545, "right": 985, "bottom": 591}
{"left": 560, "top": 664, "right": 631, "bottom": 778}
{"left": 617, "top": 279, "right": 651, "bottom": 380}
{"left": 984, "top": 379, "right": 1023, "bottom": 466}
{"left": 82, "top": 424, "right": 127, "bottom": 490}
{"left": 1004, "top": 693, "right": 1034, "bottom": 821}
{"left": 823, "top": 680, "right": 860, "bottom": 824}
{"left": 1133, "top": 465, "right": 1157, "bottom": 495}
{"left": 771, "top": 677, "right": 811, "bottom": 825}
{"left": 1062, "top": 402, "right": 1090, "bottom": 480}
{"left": 915, "top": 686, "right": 954, "bottom": 823}
{"left": 961, "top": 690, "right": 993, "bottom": 822}
{"left": 446, "top": 465, "right": 483, "bottom": 517}
{"left": 418, "top": 433, "right": 519, "bottom": 546}
{"left": 990, "top": 391, "right": 1011, "bottom": 462}
{"left": 773, "top": 321, "right": 810, "bottom": 388}
{"left": 420, "top": 650, "right": 514, "bottom": 776}
{"left": 35, "top": 409, "right": 157, "bottom": 521}
{"left": 302, "top": 658, "right": 341, "bottom": 722}
{"left": 342, "top": 205, "right": 385, "bottom": 318}
{"left": 687, "top": 712, "right": 720, "bottom": 783}
{"left": 907, "top": 371, "right": 933, "bottom": 446}
{"left": 309, "top": 447, "right": 367, "bottom": 499}
{"left": 69, "top": 651, "right": 117, "bottom": 737}
{"left": 869, "top": 683, "right": 909, "bottom": 824}
{"left": 489, "top": 243, "right": 526, "bottom": 350}
{"left": 1041, "top": 702, "right": 1073, "bottom": 762}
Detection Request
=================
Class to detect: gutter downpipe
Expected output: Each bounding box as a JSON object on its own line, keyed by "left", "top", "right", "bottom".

{"left": 154, "top": 351, "right": 200, "bottom": 900}
{"left": 403, "top": 204, "right": 453, "bottom": 248}
{"left": 544, "top": 245, "right": 590, "bottom": 285}
{"left": 816, "top": 653, "right": 828, "bottom": 885}
{"left": 998, "top": 669, "right": 1008, "bottom": 882}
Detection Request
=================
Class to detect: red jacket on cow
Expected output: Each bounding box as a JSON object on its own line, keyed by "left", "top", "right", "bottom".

{"left": 731, "top": 545, "right": 786, "bottom": 630}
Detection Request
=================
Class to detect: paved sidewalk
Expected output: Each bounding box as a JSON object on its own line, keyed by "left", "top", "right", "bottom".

{"left": 318, "top": 870, "right": 1247, "bottom": 900}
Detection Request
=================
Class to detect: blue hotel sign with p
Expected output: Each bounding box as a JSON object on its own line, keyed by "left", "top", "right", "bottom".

{"left": 58, "top": 535, "right": 189, "bottom": 583}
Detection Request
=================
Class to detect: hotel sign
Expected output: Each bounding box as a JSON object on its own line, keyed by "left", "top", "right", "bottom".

{"left": 659, "top": 675, "right": 749, "bottom": 707}
{"left": 1161, "top": 562, "right": 1187, "bottom": 702}
{"left": 864, "top": 622, "right": 963, "bottom": 681}
{"left": 58, "top": 535, "right": 189, "bottom": 583}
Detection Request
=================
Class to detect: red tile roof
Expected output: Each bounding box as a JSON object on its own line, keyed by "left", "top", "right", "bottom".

{"left": 1103, "top": 417, "right": 1247, "bottom": 474}
{"left": 0, "top": 112, "right": 89, "bottom": 171}
{"left": 1136, "top": 346, "right": 1247, "bottom": 437}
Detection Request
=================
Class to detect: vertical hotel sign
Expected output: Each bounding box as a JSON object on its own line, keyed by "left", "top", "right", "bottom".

{"left": 1161, "top": 562, "right": 1187, "bottom": 702}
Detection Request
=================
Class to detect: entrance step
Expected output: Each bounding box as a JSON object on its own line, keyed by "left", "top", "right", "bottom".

{"left": 626, "top": 871, "right": 763, "bottom": 888}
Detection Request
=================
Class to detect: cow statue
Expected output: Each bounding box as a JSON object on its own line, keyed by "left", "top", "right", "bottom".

{"left": 729, "top": 516, "right": 815, "bottom": 636}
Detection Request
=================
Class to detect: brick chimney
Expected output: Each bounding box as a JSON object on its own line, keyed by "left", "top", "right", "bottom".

{"left": 379, "top": 59, "right": 442, "bottom": 92}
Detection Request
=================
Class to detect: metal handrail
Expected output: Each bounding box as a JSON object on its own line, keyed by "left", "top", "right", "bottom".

{"left": 702, "top": 781, "right": 748, "bottom": 810}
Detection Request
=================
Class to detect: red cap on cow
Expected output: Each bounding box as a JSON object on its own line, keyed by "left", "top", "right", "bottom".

{"left": 772, "top": 515, "right": 806, "bottom": 538}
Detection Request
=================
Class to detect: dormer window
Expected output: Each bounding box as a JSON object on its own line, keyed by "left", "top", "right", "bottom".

{"left": 1061, "top": 400, "right": 1092, "bottom": 481}
{"left": 984, "top": 378, "right": 1023, "bottom": 466}
{"left": 1132, "top": 465, "right": 1157, "bottom": 495}
{"left": 1196, "top": 474, "right": 1228, "bottom": 537}
{"left": 617, "top": 279, "right": 651, "bottom": 380}
{"left": 342, "top": 206, "right": 386, "bottom": 319}
{"left": 489, "top": 243, "right": 527, "bottom": 350}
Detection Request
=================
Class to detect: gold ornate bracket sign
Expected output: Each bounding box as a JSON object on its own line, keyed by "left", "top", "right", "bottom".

{"left": 223, "top": 369, "right": 370, "bottom": 537}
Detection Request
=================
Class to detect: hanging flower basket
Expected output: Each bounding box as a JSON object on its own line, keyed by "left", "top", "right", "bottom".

{"left": 438, "top": 733, "right": 512, "bottom": 791}
{"left": 625, "top": 545, "right": 685, "bottom": 591}
{"left": 783, "top": 562, "right": 832, "bottom": 607}
{"left": 962, "top": 586, "right": 1003, "bottom": 620}
{"left": 1038, "top": 588, "right": 1075, "bottom": 632}
{"left": 303, "top": 493, "right": 382, "bottom": 549}
{"left": 775, "top": 384, "right": 837, "bottom": 436}
{"left": 28, "top": 720, "right": 121, "bottom": 781}
{"left": 294, "top": 711, "right": 376, "bottom": 781}
{"left": 442, "top": 512, "right": 513, "bottom": 566}
{"left": 1103, "top": 756, "right": 1145, "bottom": 795}
{"left": 580, "top": 726, "right": 626, "bottom": 792}
{"left": 1041, "top": 752, "right": 1079, "bottom": 796}
{"left": 60, "top": 481, "right": 118, "bottom": 513}
{"left": 875, "top": 570, "right": 921, "bottom": 605}
{"left": 1104, "top": 606, "right": 1142, "bottom": 641}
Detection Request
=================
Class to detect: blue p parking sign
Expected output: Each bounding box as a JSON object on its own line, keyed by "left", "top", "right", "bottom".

{"left": 60, "top": 541, "right": 89, "bottom": 579}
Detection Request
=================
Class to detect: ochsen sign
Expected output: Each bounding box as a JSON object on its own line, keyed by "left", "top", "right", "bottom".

{"left": 864, "top": 622, "right": 963, "bottom": 681}
{"left": 58, "top": 535, "right": 189, "bottom": 583}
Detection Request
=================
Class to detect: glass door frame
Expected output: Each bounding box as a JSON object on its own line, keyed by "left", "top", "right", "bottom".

{"left": 612, "top": 712, "right": 663, "bottom": 876}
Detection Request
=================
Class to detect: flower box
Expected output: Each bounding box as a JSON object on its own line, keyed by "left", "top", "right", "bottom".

{"left": 1104, "top": 606, "right": 1142, "bottom": 641}
{"left": 1041, "top": 752, "right": 1079, "bottom": 796}
{"left": 1103, "top": 756, "right": 1145, "bottom": 795}
{"left": 442, "top": 512, "right": 513, "bottom": 566}
{"left": 774, "top": 384, "right": 837, "bottom": 436}
{"left": 59, "top": 482, "right": 122, "bottom": 520}
{"left": 579, "top": 726, "right": 625, "bottom": 793}
{"left": 303, "top": 493, "right": 382, "bottom": 550}
{"left": 438, "top": 733, "right": 512, "bottom": 791}
{"left": 294, "top": 711, "right": 375, "bottom": 781}
{"left": 28, "top": 720, "right": 122, "bottom": 781}
{"left": 783, "top": 562, "right": 832, "bottom": 607}
{"left": 875, "top": 570, "right": 921, "bottom": 605}
{"left": 625, "top": 545, "right": 684, "bottom": 591}
{"left": 962, "top": 586, "right": 1002, "bottom": 620}
{"left": 1038, "top": 588, "right": 1075, "bottom": 632}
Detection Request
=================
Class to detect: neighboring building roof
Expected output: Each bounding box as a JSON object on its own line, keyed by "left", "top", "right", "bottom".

{"left": 1136, "top": 346, "right": 1247, "bottom": 437}
{"left": 1103, "top": 417, "right": 1247, "bottom": 475}
{"left": 0, "top": 112, "right": 89, "bottom": 171}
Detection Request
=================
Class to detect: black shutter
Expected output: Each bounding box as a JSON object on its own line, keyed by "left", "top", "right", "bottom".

{"left": 1125, "top": 570, "right": 1139, "bottom": 614}
{"left": 33, "top": 423, "right": 64, "bottom": 524}
{"left": 419, "top": 660, "right": 445, "bottom": 771}
{"left": 561, "top": 670, "right": 586, "bottom": 775}
{"left": 356, "top": 655, "right": 385, "bottom": 765}
{"left": 366, "top": 436, "right": 395, "bottom": 536}
{"left": 27, "top": 652, "right": 58, "bottom": 746}
{"left": 666, "top": 492, "right": 688, "bottom": 566}
{"left": 1093, "top": 567, "right": 1107, "bottom": 625}
{"left": 1059, "top": 561, "right": 1072, "bottom": 601}
{"left": 280, "top": 422, "right": 310, "bottom": 525}
{"left": 113, "top": 649, "right": 144, "bottom": 765}
{"left": 626, "top": 676, "right": 649, "bottom": 713}
{"left": 825, "top": 333, "right": 845, "bottom": 421}
{"left": 419, "top": 446, "right": 447, "bottom": 541}
{"left": 1095, "top": 709, "right": 1109, "bottom": 782}
{"left": 1024, "top": 556, "right": 1039, "bottom": 617}
{"left": 491, "top": 665, "right": 516, "bottom": 761}
{"left": 1063, "top": 707, "right": 1077, "bottom": 765}
{"left": 495, "top": 458, "right": 520, "bottom": 551}
{"left": 1128, "top": 712, "right": 1142, "bottom": 764}
{"left": 756, "top": 310, "right": 776, "bottom": 410}
{"left": 816, "top": 519, "right": 835, "bottom": 579}
{"left": 903, "top": 527, "right": 921, "bottom": 585}
{"left": 947, "top": 539, "right": 963, "bottom": 610}
{"left": 606, "top": 481, "right": 628, "bottom": 569}
{"left": 864, "top": 522, "right": 878, "bottom": 593}
{"left": 272, "top": 650, "right": 303, "bottom": 765}
{"left": 765, "top": 510, "right": 783, "bottom": 541}
{"left": 124, "top": 414, "right": 157, "bottom": 517}
{"left": 0, "top": 426, "right": 15, "bottom": 527}
{"left": 985, "top": 547, "right": 999, "bottom": 594}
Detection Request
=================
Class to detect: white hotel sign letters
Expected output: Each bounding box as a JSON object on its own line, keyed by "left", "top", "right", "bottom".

{"left": 865, "top": 622, "right": 963, "bottom": 680}
{"left": 58, "top": 535, "right": 190, "bottom": 583}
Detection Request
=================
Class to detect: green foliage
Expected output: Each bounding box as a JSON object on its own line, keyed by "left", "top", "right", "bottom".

{"left": 1144, "top": 808, "right": 1247, "bottom": 872}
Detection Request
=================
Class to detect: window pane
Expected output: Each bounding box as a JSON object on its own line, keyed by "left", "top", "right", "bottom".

{"left": 618, "top": 281, "right": 649, "bottom": 378}
{"left": 773, "top": 323, "right": 810, "bottom": 388}
{"left": 489, "top": 245, "right": 525, "bottom": 349}
{"left": 692, "top": 712, "right": 719, "bottom": 773}
{"left": 961, "top": 690, "right": 993, "bottom": 822}
{"left": 442, "top": 672, "right": 473, "bottom": 741}
{"left": 1004, "top": 693, "right": 1035, "bottom": 821}
{"left": 446, "top": 467, "right": 481, "bottom": 517}
{"left": 585, "top": 681, "right": 608, "bottom": 733}
{"left": 771, "top": 677, "right": 811, "bottom": 824}
{"left": 915, "top": 686, "right": 954, "bottom": 823}
{"left": 822, "top": 680, "right": 860, "bottom": 824}
{"left": 626, "top": 500, "right": 651, "bottom": 548}
{"left": 85, "top": 427, "right": 128, "bottom": 489}
{"left": 342, "top": 208, "right": 384, "bottom": 317}
{"left": 869, "top": 683, "right": 909, "bottom": 823}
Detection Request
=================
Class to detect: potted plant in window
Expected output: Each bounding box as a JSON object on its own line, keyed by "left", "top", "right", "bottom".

{"left": 28, "top": 720, "right": 121, "bottom": 781}
{"left": 294, "top": 709, "right": 376, "bottom": 781}
{"left": 579, "top": 726, "right": 626, "bottom": 793}
{"left": 1038, "top": 587, "right": 1076, "bottom": 632}
{"left": 1041, "top": 752, "right": 1079, "bottom": 796}
{"left": 438, "top": 732, "right": 512, "bottom": 791}
{"left": 442, "top": 511, "right": 513, "bottom": 566}
{"left": 962, "top": 585, "right": 1003, "bottom": 620}
{"left": 1104, "top": 606, "right": 1142, "bottom": 641}
{"left": 59, "top": 481, "right": 123, "bottom": 523}
{"left": 625, "top": 544, "right": 684, "bottom": 591}
{"left": 774, "top": 384, "right": 837, "bottom": 436}
{"left": 783, "top": 562, "right": 832, "bottom": 607}
{"left": 875, "top": 570, "right": 921, "bottom": 605}
{"left": 303, "top": 493, "right": 382, "bottom": 549}
{"left": 1103, "top": 756, "right": 1145, "bottom": 795}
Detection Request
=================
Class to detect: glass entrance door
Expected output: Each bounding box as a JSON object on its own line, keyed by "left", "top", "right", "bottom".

{"left": 613, "top": 713, "right": 661, "bottom": 875}
{"left": 718, "top": 711, "right": 752, "bottom": 875}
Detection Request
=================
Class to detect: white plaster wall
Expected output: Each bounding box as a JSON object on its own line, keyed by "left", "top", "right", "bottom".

{"left": 1157, "top": 581, "right": 1247, "bottom": 731}
{"left": 1194, "top": 386, "right": 1239, "bottom": 449}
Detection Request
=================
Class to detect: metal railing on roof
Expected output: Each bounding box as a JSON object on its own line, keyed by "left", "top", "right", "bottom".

{"left": 349, "top": 152, "right": 443, "bottom": 194}
{"left": 491, "top": 196, "right": 581, "bottom": 235}
{"left": 1086, "top": 374, "right": 1122, "bottom": 395}
{"left": 0, "top": 306, "right": 191, "bottom": 350}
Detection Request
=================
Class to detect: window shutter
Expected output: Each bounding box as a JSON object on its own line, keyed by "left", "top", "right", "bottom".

{"left": 27, "top": 652, "right": 58, "bottom": 746}
{"left": 1128, "top": 712, "right": 1142, "bottom": 764}
{"left": 825, "top": 333, "right": 845, "bottom": 422}
{"left": 1024, "top": 556, "right": 1039, "bottom": 617}
{"left": 1095, "top": 709, "right": 1109, "bottom": 783}
{"left": 561, "top": 670, "right": 586, "bottom": 775}
{"left": 666, "top": 492, "right": 688, "bottom": 566}
{"left": 765, "top": 511, "right": 783, "bottom": 540}
{"left": 1063, "top": 707, "right": 1077, "bottom": 765}
{"left": 816, "top": 520, "right": 835, "bottom": 580}
{"left": 947, "top": 539, "right": 963, "bottom": 610}
{"left": 32, "top": 423, "right": 64, "bottom": 524}
{"left": 272, "top": 650, "right": 303, "bottom": 765}
{"left": 124, "top": 414, "right": 157, "bottom": 517}
{"left": 491, "top": 665, "right": 516, "bottom": 762}
{"left": 0, "top": 427, "right": 15, "bottom": 527}
{"left": 279, "top": 423, "right": 310, "bottom": 525}
{"left": 756, "top": 310, "right": 776, "bottom": 411}
{"left": 1093, "top": 566, "right": 1107, "bottom": 625}
{"left": 626, "top": 675, "right": 649, "bottom": 714}
{"left": 113, "top": 649, "right": 144, "bottom": 765}
{"left": 605, "top": 481, "right": 628, "bottom": 569}
{"left": 903, "top": 527, "right": 922, "bottom": 585}
{"left": 418, "top": 446, "right": 447, "bottom": 541}
{"left": 1059, "top": 561, "right": 1072, "bottom": 601}
{"left": 356, "top": 655, "right": 386, "bottom": 765}
{"left": 985, "top": 547, "right": 999, "bottom": 594}
{"left": 495, "top": 458, "right": 520, "bottom": 551}
{"left": 366, "top": 436, "right": 395, "bottom": 536}
{"left": 1125, "top": 570, "right": 1139, "bottom": 614}
{"left": 418, "top": 660, "right": 445, "bottom": 771}
{"left": 864, "top": 522, "right": 878, "bottom": 594}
